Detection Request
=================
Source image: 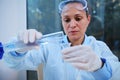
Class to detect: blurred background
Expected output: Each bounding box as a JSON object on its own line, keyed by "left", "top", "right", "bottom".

{"left": 0, "top": 0, "right": 26, "bottom": 80}
{"left": 0, "top": 0, "right": 120, "bottom": 80}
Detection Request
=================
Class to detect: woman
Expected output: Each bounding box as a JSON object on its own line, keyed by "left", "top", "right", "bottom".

{"left": 3, "top": 0, "right": 119, "bottom": 80}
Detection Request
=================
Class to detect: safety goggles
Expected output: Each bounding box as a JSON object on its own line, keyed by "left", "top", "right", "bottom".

{"left": 58, "top": 0, "right": 88, "bottom": 14}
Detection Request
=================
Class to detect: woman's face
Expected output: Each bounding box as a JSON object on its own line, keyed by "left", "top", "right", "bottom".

{"left": 61, "top": 3, "right": 91, "bottom": 44}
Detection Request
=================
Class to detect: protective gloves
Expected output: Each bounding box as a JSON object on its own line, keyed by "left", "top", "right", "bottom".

{"left": 16, "top": 29, "right": 42, "bottom": 52}
{"left": 18, "top": 29, "right": 42, "bottom": 44}
{"left": 61, "top": 45, "right": 102, "bottom": 72}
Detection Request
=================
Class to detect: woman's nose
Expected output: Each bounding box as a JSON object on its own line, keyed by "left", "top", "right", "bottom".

{"left": 69, "top": 20, "right": 77, "bottom": 28}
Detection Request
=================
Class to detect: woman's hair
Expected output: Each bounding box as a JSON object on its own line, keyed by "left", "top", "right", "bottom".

{"left": 58, "top": 0, "right": 89, "bottom": 16}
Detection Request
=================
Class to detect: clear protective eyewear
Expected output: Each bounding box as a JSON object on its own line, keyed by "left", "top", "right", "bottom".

{"left": 58, "top": 0, "right": 88, "bottom": 14}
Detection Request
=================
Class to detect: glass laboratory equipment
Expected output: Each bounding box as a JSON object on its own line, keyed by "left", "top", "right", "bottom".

{"left": 61, "top": 43, "right": 81, "bottom": 80}
{"left": 0, "top": 31, "right": 64, "bottom": 59}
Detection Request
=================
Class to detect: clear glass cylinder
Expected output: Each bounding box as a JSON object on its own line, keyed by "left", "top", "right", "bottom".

{"left": 0, "top": 31, "right": 64, "bottom": 52}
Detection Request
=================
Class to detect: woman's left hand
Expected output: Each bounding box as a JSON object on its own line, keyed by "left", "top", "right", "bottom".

{"left": 61, "top": 45, "right": 102, "bottom": 72}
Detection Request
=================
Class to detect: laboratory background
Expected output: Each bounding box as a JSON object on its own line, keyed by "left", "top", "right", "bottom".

{"left": 0, "top": 0, "right": 120, "bottom": 80}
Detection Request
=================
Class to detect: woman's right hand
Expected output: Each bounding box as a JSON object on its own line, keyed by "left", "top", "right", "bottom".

{"left": 16, "top": 29, "right": 42, "bottom": 52}
{"left": 17, "top": 29, "right": 42, "bottom": 44}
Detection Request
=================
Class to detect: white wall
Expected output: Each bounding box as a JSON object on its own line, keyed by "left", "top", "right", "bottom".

{"left": 0, "top": 0, "right": 27, "bottom": 80}
{"left": 0, "top": 0, "right": 26, "bottom": 43}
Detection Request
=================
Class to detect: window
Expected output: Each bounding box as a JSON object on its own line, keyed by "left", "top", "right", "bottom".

{"left": 27, "top": 0, "right": 62, "bottom": 34}
{"left": 86, "top": 0, "right": 120, "bottom": 59}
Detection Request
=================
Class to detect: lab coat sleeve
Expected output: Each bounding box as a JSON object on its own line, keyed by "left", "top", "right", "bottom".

{"left": 91, "top": 58, "right": 112, "bottom": 80}
{"left": 2, "top": 44, "right": 46, "bottom": 70}
{"left": 91, "top": 40, "right": 119, "bottom": 80}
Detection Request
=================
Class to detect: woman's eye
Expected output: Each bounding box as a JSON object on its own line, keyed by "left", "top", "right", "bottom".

{"left": 64, "top": 18, "right": 71, "bottom": 23}
{"left": 75, "top": 17, "right": 81, "bottom": 21}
